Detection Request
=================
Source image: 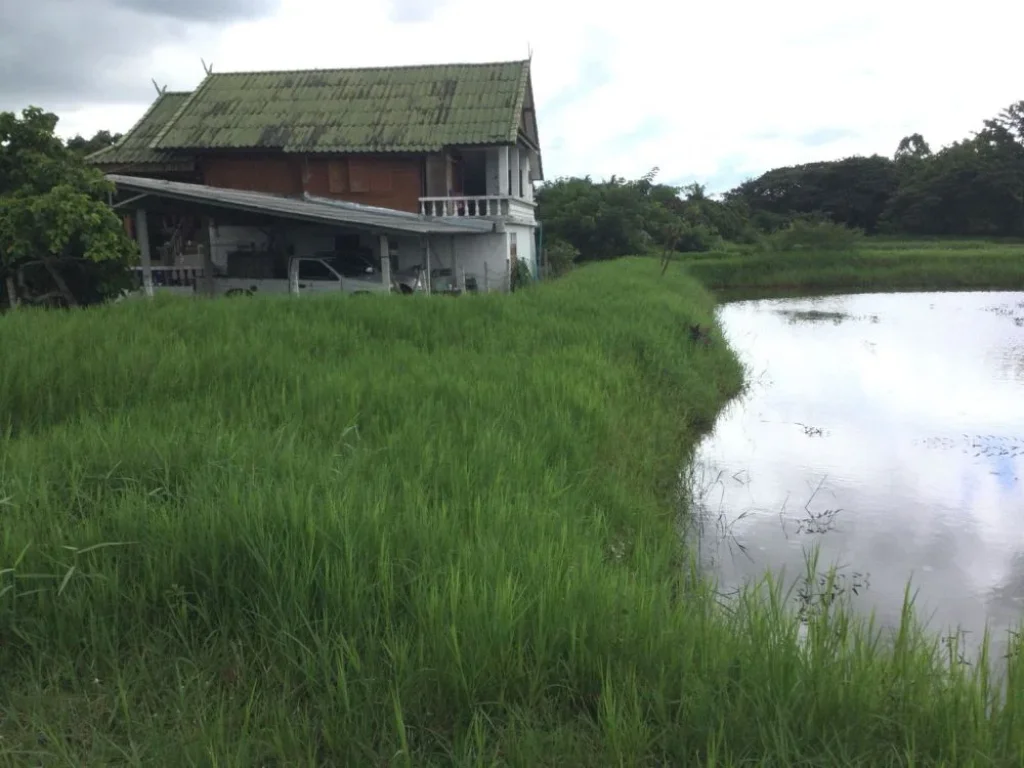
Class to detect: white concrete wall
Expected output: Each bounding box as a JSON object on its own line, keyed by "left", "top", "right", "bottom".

{"left": 208, "top": 224, "right": 268, "bottom": 270}
{"left": 429, "top": 232, "right": 510, "bottom": 293}
{"left": 505, "top": 223, "right": 537, "bottom": 277}
{"left": 387, "top": 236, "right": 426, "bottom": 272}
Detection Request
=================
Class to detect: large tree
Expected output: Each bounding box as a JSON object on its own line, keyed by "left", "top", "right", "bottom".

{"left": 881, "top": 102, "right": 1024, "bottom": 236}
{"left": 0, "top": 107, "right": 136, "bottom": 309}
{"left": 726, "top": 155, "right": 900, "bottom": 234}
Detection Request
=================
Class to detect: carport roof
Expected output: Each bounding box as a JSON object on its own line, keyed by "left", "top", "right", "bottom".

{"left": 106, "top": 175, "right": 496, "bottom": 236}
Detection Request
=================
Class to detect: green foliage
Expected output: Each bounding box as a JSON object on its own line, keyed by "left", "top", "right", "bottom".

{"left": 542, "top": 237, "right": 579, "bottom": 277}
{"left": 535, "top": 173, "right": 667, "bottom": 261}
{"left": 767, "top": 219, "right": 865, "bottom": 252}
{"left": 510, "top": 256, "right": 532, "bottom": 290}
{"left": 881, "top": 127, "right": 1024, "bottom": 236}
{"left": 536, "top": 170, "right": 751, "bottom": 263}
{"left": 726, "top": 155, "right": 900, "bottom": 234}
{"left": 65, "top": 129, "right": 122, "bottom": 157}
{"left": 722, "top": 100, "right": 1024, "bottom": 239}
{"left": 0, "top": 107, "right": 136, "bottom": 308}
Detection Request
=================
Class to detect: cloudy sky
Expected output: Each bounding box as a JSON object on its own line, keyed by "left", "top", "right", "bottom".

{"left": 2, "top": 0, "right": 1023, "bottom": 193}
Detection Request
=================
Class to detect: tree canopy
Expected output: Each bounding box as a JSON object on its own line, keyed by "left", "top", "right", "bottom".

{"left": 0, "top": 107, "right": 136, "bottom": 309}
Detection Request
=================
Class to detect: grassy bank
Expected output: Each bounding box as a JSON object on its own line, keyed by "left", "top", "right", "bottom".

{"left": 1, "top": 258, "right": 1022, "bottom": 765}
{"left": 680, "top": 237, "right": 1024, "bottom": 299}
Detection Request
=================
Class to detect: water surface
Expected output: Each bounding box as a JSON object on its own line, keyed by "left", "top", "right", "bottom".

{"left": 691, "top": 291, "right": 1024, "bottom": 661}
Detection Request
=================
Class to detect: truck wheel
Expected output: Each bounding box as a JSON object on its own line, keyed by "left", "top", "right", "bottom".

{"left": 399, "top": 284, "right": 414, "bottom": 295}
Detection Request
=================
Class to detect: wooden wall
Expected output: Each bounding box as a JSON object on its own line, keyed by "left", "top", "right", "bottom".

{"left": 200, "top": 155, "right": 303, "bottom": 196}
{"left": 199, "top": 153, "right": 425, "bottom": 213}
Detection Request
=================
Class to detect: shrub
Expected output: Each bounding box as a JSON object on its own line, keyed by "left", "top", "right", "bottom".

{"left": 510, "top": 257, "right": 533, "bottom": 291}
{"left": 768, "top": 219, "right": 864, "bottom": 252}
{"left": 542, "top": 238, "right": 579, "bottom": 278}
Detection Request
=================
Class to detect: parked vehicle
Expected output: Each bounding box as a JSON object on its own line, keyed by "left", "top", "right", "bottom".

{"left": 215, "top": 254, "right": 390, "bottom": 297}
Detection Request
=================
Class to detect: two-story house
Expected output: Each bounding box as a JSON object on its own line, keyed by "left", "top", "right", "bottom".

{"left": 89, "top": 59, "right": 543, "bottom": 294}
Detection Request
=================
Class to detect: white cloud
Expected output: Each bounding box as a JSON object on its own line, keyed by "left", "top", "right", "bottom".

{"left": 51, "top": 0, "right": 1024, "bottom": 192}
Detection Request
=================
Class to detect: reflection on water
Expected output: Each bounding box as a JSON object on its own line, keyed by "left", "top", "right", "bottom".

{"left": 690, "top": 291, "right": 1024, "bottom": 661}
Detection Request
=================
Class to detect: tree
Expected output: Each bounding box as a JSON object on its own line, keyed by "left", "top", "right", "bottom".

{"left": 726, "top": 155, "right": 900, "bottom": 234}
{"left": 535, "top": 172, "right": 671, "bottom": 261}
{"left": 894, "top": 133, "right": 932, "bottom": 162}
{"left": 880, "top": 102, "right": 1024, "bottom": 236}
{"left": 0, "top": 107, "right": 136, "bottom": 309}
{"left": 65, "top": 129, "right": 122, "bottom": 157}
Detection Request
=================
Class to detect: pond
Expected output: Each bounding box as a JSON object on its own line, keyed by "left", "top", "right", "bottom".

{"left": 690, "top": 290, "right": 1024, "bottom": 664}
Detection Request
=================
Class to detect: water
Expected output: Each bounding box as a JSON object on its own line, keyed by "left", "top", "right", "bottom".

{"left": 690, "top": 291, "right": 1024, "bottom": 662}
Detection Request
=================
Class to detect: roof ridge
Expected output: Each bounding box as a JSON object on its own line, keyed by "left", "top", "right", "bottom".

{"left": 149, "top": 78, "right": 210, "bottom": 150}
{"left": 506, "top": 59, "right": 531, "bottom": 143}
{"left": 201, "top": 59, "right": 529, "bottom": 77}
{"left": 85, "top": 91, "right": 174, "bottom": 160}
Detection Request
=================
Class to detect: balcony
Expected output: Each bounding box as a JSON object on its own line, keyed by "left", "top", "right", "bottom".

{"left": 419, "top": 195, "right": 536, "bottom": 222}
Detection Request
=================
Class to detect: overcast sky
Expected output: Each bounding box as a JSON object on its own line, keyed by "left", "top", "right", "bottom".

{"left": 2, "top": 0, "right": 1023, "bottom": 193}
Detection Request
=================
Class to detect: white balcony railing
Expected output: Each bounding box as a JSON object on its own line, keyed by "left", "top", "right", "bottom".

{"left": 419, "top": 195, "right": 536, "bottom": 220}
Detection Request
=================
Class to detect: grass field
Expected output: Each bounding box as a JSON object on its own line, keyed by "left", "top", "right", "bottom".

{"left": 2, "top": 257, "right": 1023, "bottom": 765}
{"left": 679, "top": 237, "right": 1024, "bottom": 299}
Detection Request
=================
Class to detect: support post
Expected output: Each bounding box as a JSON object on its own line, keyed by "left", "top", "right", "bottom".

{"left": 378, "top": 234, "right": 392, "bottom": 292}
{"left": 483, "top": 262, "right": 489, "bottom": 293}
{"left": 453, "top": 235, "right": 465, "bottom": 291}
{"left": 200, "top": 216, "right": 215, "bottom": 296}
{"left": 498, "top": 146, "right": 510, "bottom": 196}
{"left": 288, "top": 257, "right": 299, "bottom": 296}
{"left": 509, "top": 145, "right": 521, "bottom": 199}
{"left": 424, "top": 238, "right": 433, "bottom": 295}
{"left": 135, "top": 208, "right": 154, "bottom": 298}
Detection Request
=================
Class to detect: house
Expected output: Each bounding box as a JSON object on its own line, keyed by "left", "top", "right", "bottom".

{"left": 89, "top": 59, "right": 543, "bottom": 295}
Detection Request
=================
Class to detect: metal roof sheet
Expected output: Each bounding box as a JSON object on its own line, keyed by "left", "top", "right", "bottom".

{"left": 87, "top": 92, "right": 195, "bottom": 172}
{"left": 106, "top": 175, "right": 496, "bottom": 236}
{"left": 150, "top": 61, "right": 530, "bottom": 153}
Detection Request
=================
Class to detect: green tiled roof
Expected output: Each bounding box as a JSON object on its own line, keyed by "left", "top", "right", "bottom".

{"left": 150, "top": 60, "right": 531, "bottom": 153}
{"left": 87, "top": 91, "right": 195, "bottom": 172}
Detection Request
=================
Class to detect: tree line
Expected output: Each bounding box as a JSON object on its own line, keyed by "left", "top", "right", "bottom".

{"left": 538, "top": 100, "right": 1024, "bottom": 274}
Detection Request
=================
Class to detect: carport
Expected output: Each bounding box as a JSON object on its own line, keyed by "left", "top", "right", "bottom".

{"left": 106, "top": 174, "right": 498, "bottom": 297}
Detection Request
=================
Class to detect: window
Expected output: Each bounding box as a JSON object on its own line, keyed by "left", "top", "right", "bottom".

{"left": 509, "top": 232, "right": 518, "bottom": 259}
{"left": 297, "top": 259, "right": 337, "bottom": 281}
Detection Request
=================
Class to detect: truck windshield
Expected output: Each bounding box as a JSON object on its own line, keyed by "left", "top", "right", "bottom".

{"left": 327, "top": 255, "right": 375, "bottom": 279}
{"left": 298, "top": 259, "right": 337, "bottom": 281}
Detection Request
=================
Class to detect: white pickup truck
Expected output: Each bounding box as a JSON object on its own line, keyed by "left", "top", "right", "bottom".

{"left": 213, "top": 254, "right": 391, "bottom": 297}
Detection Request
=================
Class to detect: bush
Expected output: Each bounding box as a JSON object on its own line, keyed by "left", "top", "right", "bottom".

{"left": 673, "top": 223, "right": 721, "bottom": 253}
{"left": 542, "top": 238, "right": 579, "bottom": 277}
{"left": 768, "top": 219, "right": 864, "bottom": 252}
{"left": 510, "top": 257, "right": 533, "bottom": 291}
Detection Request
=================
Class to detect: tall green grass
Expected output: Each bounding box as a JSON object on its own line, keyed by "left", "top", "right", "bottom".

{"left": 680, "top": 238, "right": 1024, "bottom": 299}
{"left": 1, "top": 258, "right": 1021, "bottom": 765}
